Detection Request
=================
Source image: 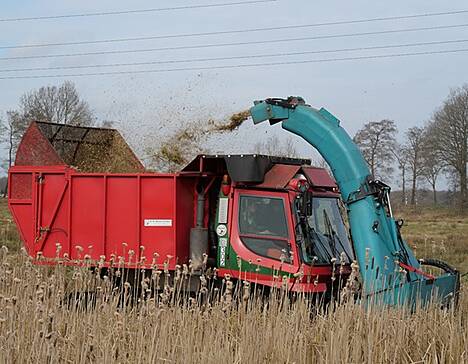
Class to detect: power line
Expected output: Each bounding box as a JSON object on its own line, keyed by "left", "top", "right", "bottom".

{"left": 1, "top": 23, "right": 467, "bottom": 62}
{"left": 0, "top": 0, "right": 276, "bottom": 23}
{"left": 1, "top": 39, "right": 466, "bottom": 73}
{"left": 3, "top": 10, "right": 468, "bottom": 50}
{"left": 0, "top": 48, "right": 466, "bottom": 80}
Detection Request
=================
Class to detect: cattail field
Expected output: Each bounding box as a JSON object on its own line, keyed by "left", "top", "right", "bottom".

{"left": 1, "top": 200, "right": 467, "bottom": 363}
{"left": 0, "top": 242, "right": 466, "bottom": 363}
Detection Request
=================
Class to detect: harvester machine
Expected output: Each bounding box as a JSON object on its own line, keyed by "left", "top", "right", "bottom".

{"left": 7, "top": 99, "right": 460, "bottom": 308}
{"left": 250, "top": 97, "right": 460, "bottom": 307}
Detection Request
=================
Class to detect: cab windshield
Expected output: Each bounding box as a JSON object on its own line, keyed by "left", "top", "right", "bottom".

{"left": 299, "top": 196, "right": 354, "bottom": 264}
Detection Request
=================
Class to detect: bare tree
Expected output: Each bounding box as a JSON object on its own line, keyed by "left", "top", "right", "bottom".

{"left": 254, "top": 135, "right": 299, "bottom": 158}
{"left": 0, "top": 114, "right": 7, "bottom": 191}
{"left": 3, "top": 111, "right": 29, "bottom": 168}
{"left": 431, "top": 85, "right": 468, "bottom": 208}
{"left": 0, "top": 114, "right": 7, "bottom": 147}
{"left": 421, "top": 124, "right": 445, "bottom": 204}
{"left": 353, "top": 120, "right": 397, "bottom": 180}
{"left": 0, "top": 111, "right": 29, "bottom": 196}
{"left": 391, "top": 143, "right": 409, "bottom": 204}
{"left": 19, "top": 81, "right": 94, "bottom": 126}
{"left": 404, "top": 126, "right": 425, "bottom": 206}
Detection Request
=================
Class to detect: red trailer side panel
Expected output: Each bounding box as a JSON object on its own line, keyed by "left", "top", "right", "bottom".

{"left": 8, "top": 171, "right": 34, "bottom": 255}
{"left": 140, "top": 176, "right": 177, "bottom": 264}
{"left": 105, "top": 176, "right": 139, "bottom": 261}
{"left": 8, "top": 166, "right": 196, "bottom": 268}
{"left": 37, "top": 172, "right": 69, "bottom": 258}
{"left": 70, "top": 176, "right": 105, "bottom": 260}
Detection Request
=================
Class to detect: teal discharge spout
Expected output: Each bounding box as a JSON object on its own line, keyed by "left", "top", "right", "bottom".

{"left": 250, "top": 97, "right": 459, "bottom": 307}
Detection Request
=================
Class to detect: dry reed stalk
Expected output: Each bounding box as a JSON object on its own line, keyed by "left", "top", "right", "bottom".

{"left": 0, "top": 247, "right": 466, "bottom": 363}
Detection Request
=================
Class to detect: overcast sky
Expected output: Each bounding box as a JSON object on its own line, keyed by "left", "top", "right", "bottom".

{"left": 1, "top": 0, "right": 467, "bottom": 185}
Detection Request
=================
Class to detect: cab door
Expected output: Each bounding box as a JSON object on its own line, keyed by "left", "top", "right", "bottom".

{"left": 227, "top": 188, "right": 300, "bottom": 283}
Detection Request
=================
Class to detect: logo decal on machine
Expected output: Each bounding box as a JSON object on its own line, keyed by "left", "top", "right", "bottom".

{"left": 219, "top": 238, "right": 228, "bottom": 267}
{"left": 144, "top": 219, "right": 173, "bottom": 227}
{"left": 216, "top": 224, "right": 227, "bottom": 236}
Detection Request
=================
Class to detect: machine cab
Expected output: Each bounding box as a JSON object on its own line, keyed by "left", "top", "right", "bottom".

{"left": 199, "top": 155, "right": 355, "bottom": 292}
{"left": 229, "top": 176, "right": 354, "bottom": 267}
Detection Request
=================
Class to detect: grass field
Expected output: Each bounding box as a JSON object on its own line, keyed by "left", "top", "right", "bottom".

{"left": 395, "top": 206, "right": 468, "bottom": 274}
{"left": 0, "top": 198, "right": 467, "bottom": 363}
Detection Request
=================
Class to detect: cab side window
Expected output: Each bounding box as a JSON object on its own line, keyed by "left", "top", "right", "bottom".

{"left": 238, "top": 195, "right": 291, "bottom": 262}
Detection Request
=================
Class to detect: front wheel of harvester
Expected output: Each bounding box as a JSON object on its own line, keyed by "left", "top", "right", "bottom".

{"left": 419, "top": 258, "right": 460, "bottom": 309}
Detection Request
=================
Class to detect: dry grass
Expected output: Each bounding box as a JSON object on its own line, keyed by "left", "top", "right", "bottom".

{"left": 395, "top": 206, "right": 468, "bottom": 274}
{"left": 0, "top": 199, "right": 19, "bottom": 253}
{"left": 0, "top": 199, "right": 467, "bottom": 363}
{"left": 0, "top": 250, "right": 466, "bottom": 363}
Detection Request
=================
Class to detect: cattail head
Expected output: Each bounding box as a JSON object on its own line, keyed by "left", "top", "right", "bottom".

{"left": 236, "top": 256, "right": 242, "bottom": 269}
{"left": 340, "top": 252, "right": 346, "bottom": 265}
{"left": 313, "top": 275, "right": 319, "bottom": 286}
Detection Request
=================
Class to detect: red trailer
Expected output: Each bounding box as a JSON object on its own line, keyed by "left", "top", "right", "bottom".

{"left": 8, "top": 121, "right": 354, "bottom": 294}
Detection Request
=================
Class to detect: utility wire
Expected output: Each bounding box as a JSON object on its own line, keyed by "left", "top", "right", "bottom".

{"left": 1, "top": 23, "right": 467, "bottom": 62}
{"left": 0, "top": 48, "right": 466, "bottom": 80}
{"left": 1, "top": 39, "right": 466, "bottom": 73}
{"left": 3, "top": 10, "right": 468, "bottom": 50}
{"left": 0, "top": 0, "right": 276, "bottom": 23}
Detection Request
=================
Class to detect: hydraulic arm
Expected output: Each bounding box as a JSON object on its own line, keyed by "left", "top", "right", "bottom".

{"left": 250, "top": 97, "right": 459, "bottom": 307}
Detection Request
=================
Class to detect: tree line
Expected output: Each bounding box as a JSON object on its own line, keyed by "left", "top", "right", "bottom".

{"left": 353, "top": 84, "right": 468, "bottom": 208}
